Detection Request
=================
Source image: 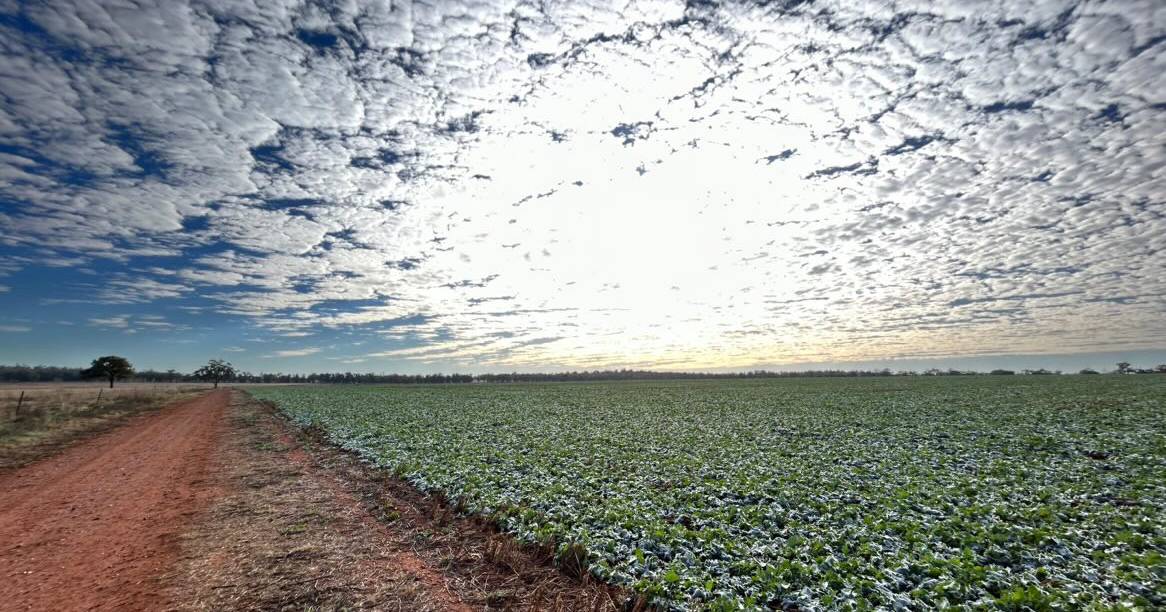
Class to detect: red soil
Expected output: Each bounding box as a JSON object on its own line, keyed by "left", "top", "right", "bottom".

{"left": 0, "top": 390, "right": 228, "bottom": 611}
{"left": 273, "top": 430, "right": 474, "bottom": 612}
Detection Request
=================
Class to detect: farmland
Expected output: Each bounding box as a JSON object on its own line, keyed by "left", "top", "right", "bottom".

{"left": 0, "top": 383, "right": 209, "bottom": 470}
{"left": 252, "top": 376, "right": 1166, "bottom": 610}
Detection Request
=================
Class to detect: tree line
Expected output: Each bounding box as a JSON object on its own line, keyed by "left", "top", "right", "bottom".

{"left": 2, "top": 359, "right": 1164, "bottom": 386}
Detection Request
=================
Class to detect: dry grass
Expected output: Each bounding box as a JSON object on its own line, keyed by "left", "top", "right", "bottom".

{"left": 0, "top": 383, "right": 209, "bottom": 470}
{"left": 170, "top": 392, "right": 631, "bottom": 611}
{"left": 0, "top": 382, "right": 209, "bottom": 420}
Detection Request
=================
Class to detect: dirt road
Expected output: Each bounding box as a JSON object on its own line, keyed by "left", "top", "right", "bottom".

{"left": 170, "top": 393, "right": 623, "bottom": 611}
{"left": 0, "top": 390, "right": 227, "bottom": 611}
{"left": 0, "top": 389, "right": 622, "bottom": 611}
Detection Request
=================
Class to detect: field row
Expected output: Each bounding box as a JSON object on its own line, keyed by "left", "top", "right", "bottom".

{"left": 253, "top": 376, "right": 1166, "bottom": 609}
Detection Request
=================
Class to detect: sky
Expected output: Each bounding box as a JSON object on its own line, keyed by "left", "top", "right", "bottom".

{"left": 0, "top": 0, "right": 1164, "bottom": 375}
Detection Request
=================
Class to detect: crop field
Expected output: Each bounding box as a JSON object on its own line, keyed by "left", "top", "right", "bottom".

{"left": 252, "top": 376, "right": 1166, "bottom": 610}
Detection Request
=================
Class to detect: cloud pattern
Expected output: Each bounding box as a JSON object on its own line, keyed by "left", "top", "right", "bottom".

{"left": 0, "top": 0, "right": 1163, "bottom": 369}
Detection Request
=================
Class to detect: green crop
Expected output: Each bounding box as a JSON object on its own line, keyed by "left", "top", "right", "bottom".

{"left": 252, "top": 376, "right": 1166, "bottom": 610}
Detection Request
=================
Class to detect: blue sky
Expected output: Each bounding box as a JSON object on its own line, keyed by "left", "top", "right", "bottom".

{"left": 1, "top": 0, "right": 1164, "bottom": 374}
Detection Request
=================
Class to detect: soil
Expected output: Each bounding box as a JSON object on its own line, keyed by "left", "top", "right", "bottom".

{"left": 0, "top": 389, "right": 630, "bottom": 611}
{"left": 169, "top": 392, "right": 628, "bottom": 611}
{"left": 0, "top": 388, "right": 205, "bottom": 472}
{"left": 0, "top": 389, "right": 229, "bottom": 611}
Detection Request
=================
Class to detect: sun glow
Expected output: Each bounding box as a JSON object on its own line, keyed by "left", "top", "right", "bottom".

{"left": 3, "top": 0, "right": 1162, "bottom": 370}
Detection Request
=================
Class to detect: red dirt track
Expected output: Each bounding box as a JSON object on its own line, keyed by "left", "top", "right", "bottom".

{"left": 0, "top": 390, "right": 227, "bottom": 611}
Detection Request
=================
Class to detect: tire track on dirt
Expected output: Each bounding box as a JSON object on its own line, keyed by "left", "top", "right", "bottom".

{"left": 171, "top": 393, "right": 625, "bottom": 611}
{"left": 0, "top": 390, "right": 227, "bottom": 611}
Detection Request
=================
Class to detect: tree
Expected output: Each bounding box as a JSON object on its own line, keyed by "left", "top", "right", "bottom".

{"left": 1116, "top": 361, "right": 1132, "bottom": 374}
{"left": 81, "top": 355, "right": 134, "bottom": 389}
{"left": 1078, "top": 368, "right": 1099, "bottom": 375}
{"left": 194, "top": 359, "right": 236, "bottom": 389}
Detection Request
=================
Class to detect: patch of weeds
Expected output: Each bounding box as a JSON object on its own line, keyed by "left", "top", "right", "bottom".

{"left": 280, "top": 523, "right": 309, "bottom": 536}
{"left": 486, "top": 588, "right": 516, "bottom": 606}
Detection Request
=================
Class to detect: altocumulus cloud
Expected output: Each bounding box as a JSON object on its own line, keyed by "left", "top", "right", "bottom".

{"left": 0, "top": 0, "right": 1163, "bottom": 369}
{"left": 268, "top": 348, "right": 322, "bottom": 358}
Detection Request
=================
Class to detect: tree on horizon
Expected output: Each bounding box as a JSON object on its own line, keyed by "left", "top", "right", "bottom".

{"left": 81, "top": 356, "right": 134, "bottom": 389}
{"left": 194, "top": 359, "right": 236, "bottom": 389}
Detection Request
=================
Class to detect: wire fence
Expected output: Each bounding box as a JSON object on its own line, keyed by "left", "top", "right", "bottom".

{"left": 0, "top": 383, "right": 211, "bottom": 427}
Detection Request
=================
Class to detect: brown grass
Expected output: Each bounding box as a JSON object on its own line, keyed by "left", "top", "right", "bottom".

{"left": 0, "top": 383, "right": 209, "bottom": 471}
{"left": 169, "top": 392, "right": 632, "bottom": 611}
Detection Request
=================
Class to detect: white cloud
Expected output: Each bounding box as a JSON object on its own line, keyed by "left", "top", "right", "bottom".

{"left": 0, "top": 325, "right": 31, "bottom": 333}
{"left": 267, "top": 347, "right": 322, "bottom": 358}
{"left": 98, "top": 278, "right": 191, "bottom": 304}
{"left": 1, "top": 0, "right": 1163, "bottom": 368}
{"left": 88, "top": 316, "right": 131, "bottom": 329}
{"left": 86, "top": 314, "right": 188, "bottom": 332}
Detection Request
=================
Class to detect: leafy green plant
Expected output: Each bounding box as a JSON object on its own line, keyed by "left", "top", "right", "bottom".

{"left": 254, "top": 375, "right": 1166, "bottom": 610}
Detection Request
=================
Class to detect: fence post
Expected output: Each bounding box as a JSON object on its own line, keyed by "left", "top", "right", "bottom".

{"left": 15, "top": 390, "right": 24, "bottom": 417}
{"left": 96, "top": 388, "right": 103, "bottom": 409}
